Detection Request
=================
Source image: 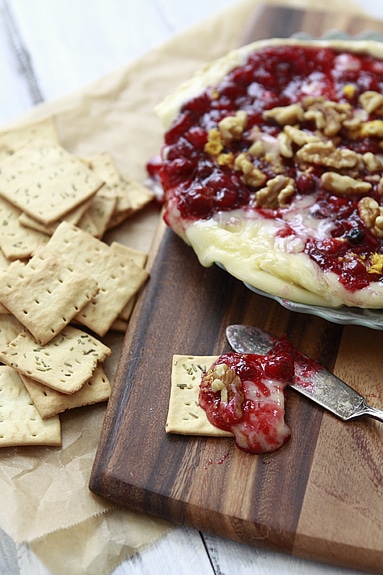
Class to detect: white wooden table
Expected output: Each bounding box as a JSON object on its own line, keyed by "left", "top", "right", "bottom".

{"left": 0, "top": 1, "right": 382, "bottom": 574}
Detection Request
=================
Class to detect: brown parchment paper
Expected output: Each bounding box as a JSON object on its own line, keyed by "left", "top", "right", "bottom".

{"left": 0, "top": 0, "right": 369, "bottom": 574}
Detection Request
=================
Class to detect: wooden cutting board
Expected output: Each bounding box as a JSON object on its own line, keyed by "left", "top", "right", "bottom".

{"left": 90, "top": 5, "right": 383, "bottom": 573}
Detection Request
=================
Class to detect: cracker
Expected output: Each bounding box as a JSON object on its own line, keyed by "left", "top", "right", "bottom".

{"left": 47, "top": 222, "right": 149, "bottom": 336}
{"left": 110, "top": 241, "right": 148, "bottom": 268}
{"left": 116, "top": 298, "right": 135, "bottom": 323}
{"left": 0, "top": 116, "right": 59, "bottom": 161}
{"left": 0, "top": 326, "right": 112, "bottom": 394}
{"left": 0, "top": 144, "right": 104, "bottom": 225}
{"left": 0, "top": 314, "right": 24, "bottom": 349}
{"left": 106, "top": 176, "right": 154, "bottom": 229}
{"left": 110, "top": 242, "right": 147, "bottom": 322}
{"left": 0, "top": 366, "right": 61, "bottom": 447}
{"left": 0, "top": 250, "right": 10, "bottom": 314}
{"left": 77, "top": 191, "right": 116, "bottom": 238}
{"left": 0, "top": 197, "right": 48, "bottom": 260}
{"left": 85, "top": 153, "right": 153, "bottom": 228}
{"left": 166, "top": 355, "right": 232, "bottom": 437}
{"left": 21, "top": 363, "right": 111, "bottom": 419}
{"left": 0, "top": 245, "right": 99, "bottom": 345}
{"left": 18, "top": 197, "right": 93, "bottom": 235}
{"left": 110, "top": 316, "right": 129, "bottom": 333}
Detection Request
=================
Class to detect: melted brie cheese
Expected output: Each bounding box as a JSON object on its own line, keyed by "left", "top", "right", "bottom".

{"left": 185, "top": 212, "right": 383, "bottom": 308}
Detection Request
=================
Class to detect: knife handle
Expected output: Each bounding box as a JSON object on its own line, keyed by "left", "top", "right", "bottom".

{"left": 349, "top": 403, "right": 383, "bottom": 423}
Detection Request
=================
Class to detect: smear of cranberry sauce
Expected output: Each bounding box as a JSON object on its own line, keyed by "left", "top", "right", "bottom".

{"left": 147, "top": 45, "right": 383, "bottom": 290}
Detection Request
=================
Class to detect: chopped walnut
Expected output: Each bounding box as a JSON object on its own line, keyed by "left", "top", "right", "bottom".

{"left": 247, "top": 140, "right": 265, "bottom": 157}
{"left": 218, "top": 110, "right": 247, "bottom": 143}
{"left": 277, "top": 132, "right": 293, "bottom": 158}
{"left": 210, "top": 363, "right": 242, "bottom": 407}
{"left": 204, "top": 128, "right": 223, "bottom": 156}
{"left": 263, "top": 104, "right": 304, "bottom": 125}
{"left": 359, "top": 120, "right": 383, "bottom": 138}
{"left": 359, "top": 91, "right": 383, "bottom": 115}
{"left": 283, "top": 125, "right": 320, "bottom": 147}
{"left": 367, "top": 252, "right": 383, "bottom": 274}
{"left": 342, "top": 109, "right": 368, "bottom": 132}
{"left": 234, "top": 153, "right": 267, "bottom": 187}
{"left": 296, "top": 140, "right": 360, "bottom": 169}
{"left": 321, "top": 172, "right": 372, "bottom": 196}
{"left": 255, "top": 175, "right": 295, "bottom": 209}
{"left": 358, "top": 197, "right": 383, "bottom": 238}
{"left": 217, "top": 152, "right": 234, "bottom": 167}
{"left": 302, "top": 98, "right": 352, "bottom": 137}
{"left": 362, "top": 152, "right": 383, "bottom": 172}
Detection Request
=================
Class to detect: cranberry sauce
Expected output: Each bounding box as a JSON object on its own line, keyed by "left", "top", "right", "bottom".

{"left": 149, "top": 45, "right": 383, "bottom": 290}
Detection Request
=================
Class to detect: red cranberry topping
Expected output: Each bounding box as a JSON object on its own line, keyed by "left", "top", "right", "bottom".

{"left": 148, "top": 45, "right": 383, "bottom": 291}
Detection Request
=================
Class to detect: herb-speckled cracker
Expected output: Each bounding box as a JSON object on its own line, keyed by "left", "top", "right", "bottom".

{"left": 0, "top": 197, "right": 48, "bottom": 260}
{"left": 21, "top": 364, "right": 111, "bottom": 419}
{"left": 85, "top": 153, "right": 153, "bottom": 229}
{"left": 166, "top": 355, "right": 232, "bottom": 437}
{"left": 0, "top": 326, "right": 111, "bottom": 394}
{"left": 0, "top": 144, "right": 104, "bottom": 225}
{"left": 0, "top": 245, "right": 99, "bottom": 344}
{"left": 0, "top": 366, "right": 61, "bottom": 447}
{"left": 0, "top": 116, "right": 59, "bottom": 161}
{"left": 47, "top": 222, "right": 149, "bottom": 336}
{"left": 0, "top": 314, "right": 24, "bottom": 349}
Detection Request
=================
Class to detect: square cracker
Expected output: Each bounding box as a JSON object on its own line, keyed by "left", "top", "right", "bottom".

{"left": 85, "top": 153, "right": 153, "bottom": 228}
{"left": 0, "top": 325, "right": 112, "bottom": 394}
{"left": 0, "top": 144, "right": 104, "bottom": 225}
{"left": 0, "top": 314, "right": 24, "bottom": 349}
{"left": 0, "top": 116, "right": 59, "bottom": 161}
{"left": 21, "top": 363, "right": 111, "bottom": 419}
{"left": 47, "top": 222, "right": 149, "bottom": 336}
{"left": 77, "top": 191, "right": 116, "bottom": 238}
{"left": 0, "top": 250, "right": 10, "bottom": 314}
{"left": 166, "top": 355, "right": 232, "bottom": 437}
{"left": 0, "top": 245, "right": 99, "bottom": 345}
{"left": 0, "top": 197, "right": 48, "bottom": 260}
{"left": 18, "top": 196, "right": 93, "bottom": 235}
{"left": 0, "top": 366, "right": 61, "bottom": 447}
{"left": 111, "top": 242, "right": 147, "bottom": 321}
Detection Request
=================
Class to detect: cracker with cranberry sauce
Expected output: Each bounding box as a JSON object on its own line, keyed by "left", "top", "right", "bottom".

{"left": 0, "top": 144, "right": 104, "bottom": 225}
{"left": 166, "top": 355, "right": 232, "bottom": 437}
{"left": 0, "top": 326, "right": 111, "bottom": 395}
{"left": 0, "top": 366, "right": 61, "bottom": 447}
{"left": 20, "top": 363, "right": 111, "bottom": 420}
{"left": 0, "top": 245, "right": 99, "bottom": 345}
{"left": 153, "top": 38, "right": 383, "bottom": 309}
{"left": 168, "top": 346, "right": 294, "bottom": 454}
{"left": 47, "top": 222, "right": 149, "bottom": 336}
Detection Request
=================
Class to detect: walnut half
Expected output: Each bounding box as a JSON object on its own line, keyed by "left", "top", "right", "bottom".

{"left": 255, "top": 175, "right": 295, "bottom": 209}
{"left": 321, "top": 172, "right": 372, "bottom": 196}
{"left": 358, "top": 197, "right": 383, "bottom": 238}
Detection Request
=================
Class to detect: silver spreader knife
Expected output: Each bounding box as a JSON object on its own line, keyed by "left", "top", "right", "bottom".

{"left": 226, "top": 324, "right": 383, "bottom": 423}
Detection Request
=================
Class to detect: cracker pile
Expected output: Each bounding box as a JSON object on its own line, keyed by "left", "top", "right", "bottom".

{"left": 0, "top": 116, "right": 153, "bottom": 448}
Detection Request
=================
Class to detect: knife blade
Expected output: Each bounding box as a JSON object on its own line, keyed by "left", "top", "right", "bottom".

{"left": 226, "top": 324, "right": 383, "bottom": 423}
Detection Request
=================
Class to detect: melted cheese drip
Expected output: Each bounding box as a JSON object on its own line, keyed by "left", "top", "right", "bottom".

{"left": 185, "top": 208, "right": 383, "bottom": 308}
